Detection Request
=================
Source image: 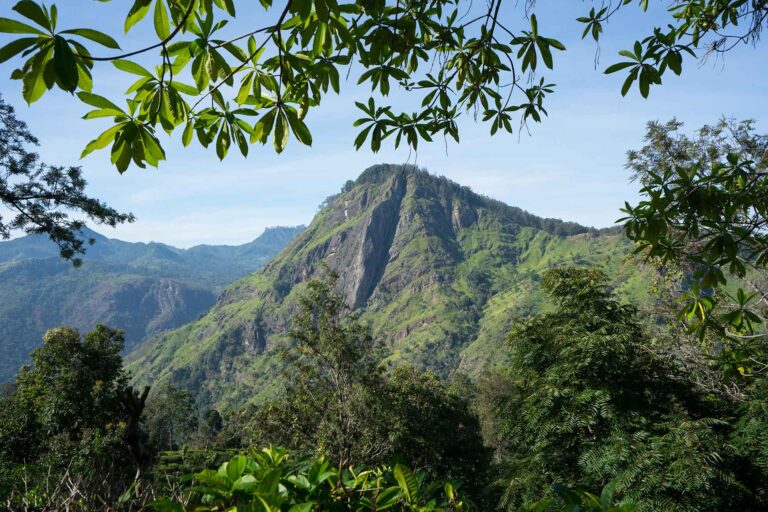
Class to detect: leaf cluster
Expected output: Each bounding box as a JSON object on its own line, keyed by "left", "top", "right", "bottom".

{"left": 154, "top": 447, "right": 473, "bottom": 511}
{"left": 0, "top": 94, "right": 133, "bottom": 264}
{"left": 620, "top": 119, "right": 768, "bottom": 377}
{"left": 496, "top": 267, "right": 760, "bottom": 511}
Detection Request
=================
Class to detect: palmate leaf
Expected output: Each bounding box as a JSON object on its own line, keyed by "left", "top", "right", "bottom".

{"left": 0, "top": 0, "right": 738, "bottom": 171}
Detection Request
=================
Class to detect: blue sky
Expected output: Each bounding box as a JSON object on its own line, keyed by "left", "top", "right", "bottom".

{"left": 1, "top": 0, "right": 766, "bottom": 247}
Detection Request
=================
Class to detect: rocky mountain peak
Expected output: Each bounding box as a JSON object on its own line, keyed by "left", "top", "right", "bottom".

{"left": 127, "top": 164, "right": 640, "bottom": 409}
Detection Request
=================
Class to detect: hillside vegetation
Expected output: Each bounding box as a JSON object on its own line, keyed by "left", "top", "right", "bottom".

{"left": 127, "top": 165, "right": 651, "bottom": 408}
{"left": 0, "top": 226, "right": 303, "bottom": 380}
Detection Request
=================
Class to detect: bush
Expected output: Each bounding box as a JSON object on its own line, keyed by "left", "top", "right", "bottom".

{"left": 152, "top": 446, "right": 474, "bottom": 511}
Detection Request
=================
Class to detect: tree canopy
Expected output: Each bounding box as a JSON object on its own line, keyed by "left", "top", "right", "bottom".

{"left": 0, "top": 94, "right": 133, "bottom": 264}
{"left": 0, "top": 0, "right": 764, "bottom": 171}
{"left": 496, "top": 266, "right": 763, "bottom": 511}
{"left": 620, "top": 118, "right": 767, "bottom": 378}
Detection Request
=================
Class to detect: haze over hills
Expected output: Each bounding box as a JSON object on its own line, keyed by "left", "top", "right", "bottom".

{"left": 127, "top": 164, "right": 652, "bottom": 409}
{"left": 0, "top": 225, "right": 304, "bottom": 381}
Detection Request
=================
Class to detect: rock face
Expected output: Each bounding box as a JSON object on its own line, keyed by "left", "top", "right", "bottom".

{"left": 65, "top": 278, "right": 216, "bottom": 346}
{"left": 0, "top": 226, "right": 303, "bottom": 381}
{"left": 127, "top": 164, "right": 650, "bottom": 410}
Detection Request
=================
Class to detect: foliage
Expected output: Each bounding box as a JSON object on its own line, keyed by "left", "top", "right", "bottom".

{"left": 0, "top": 325, "right": 141, "bottom": 505}
{"left": 496, "top": 267, "right": 759, "bottom": 511}
{"left": 620, "top": 118, "right": 768, "bottom": 378}
{"left": 152, "top": 447, "right": 474, "bottom": 511}
{"left": 1, "top": 0, "right": 763, "bottom": 170}
{"left": 283, "top": 266, "right": 387, "bottom": 467}
{"left": 0, "top": 93, "right": 132, "bottom": 264}
{"left": 230, "top": 270, "right": 490, "bottom": 498}
{"left": 378, "top": 367, "right": 490, "bottom": 495}
{"left": 619, "top": 119, "right": 768, "bottom": 505}
{"left": 524, "top": 482, "right": 636, "bottom": 512}
{"left": 144, "top": 383, "right": 199, "bottom": 451}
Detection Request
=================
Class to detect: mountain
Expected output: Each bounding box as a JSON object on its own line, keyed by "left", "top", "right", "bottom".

{"left": 0, "top": 226, "right": 304, "bottom": 381}
{"left": 127, "top": 164, "right": 651, "bottom": 409}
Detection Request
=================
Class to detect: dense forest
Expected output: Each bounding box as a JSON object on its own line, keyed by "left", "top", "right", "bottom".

{"left": 0, "top": 0, "right": 767, "bottom": 509}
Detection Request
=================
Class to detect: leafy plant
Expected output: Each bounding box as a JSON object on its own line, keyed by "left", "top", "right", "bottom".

{"left": 0, "top": 94, "right": 133, "bottom": 264}
{"left": 525, "top": 482, "right": 636, "bottom": 512}
{"left": 620, "top": 119, "right": 768, "bottom": 377}
{"left": 152, "top": 447, "right": 474, "bottom": 511}
{"left": 2, "top": 0, "right": 759, "bottom": 170}
{"left": 496, "top": 267, "right": 757, "bottom": 511}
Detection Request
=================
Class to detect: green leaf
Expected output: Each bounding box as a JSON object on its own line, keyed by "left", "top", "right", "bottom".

{"left": 375, "top": 486, "right": 402, "bottom": 510}
{"left": 273, "top": 111, "right": 288, "bottom": 153}
{"left": 600, "top": 481, "right": 617, "bottom": 507}
{"left": 125, "top": 0, "right": 152, "bottom": 33}
{"left": 52, "top": 36, "right": 78, "bottom": 91}
{"left": 285, "top": 109, "right": 312, "bottom": 146}
{"left": 170, "top": 81, "right": 198, "bottom": 95}
{"left": 81, "top": 123, "right": 123, "bottom": 157}
{"left": 83, "top": 108, "right": 123, "bottom": 119}
{"left": 0, "top": 17, "right": 46, "bottom": 35}
{"left": 154, "top": 0, "right": 170, "bottom": 39}
{"left": 113, "top": 59, "right": 153, "bottom": 77}
{"left": 21, "top": 48, "right": 50, "bottom": 104}
{"left": 12, "top": 1, "right": 51, "bottom": 31}
{"left": 226, "top": 455, "right": 246, "bottom": 482}
{"left": 604, "top": 61, "right": 635, "bottom": 74}
{"left": 139, "top": 127, "right": 165, "bottom": 166}
{"left": 60, "top": 28, "right": 120, "bottom": 49}
{"left": 0, "top": 37, "right": 39, "bottom": 64}
{"left": 620, "top": 69, "right": 637, "bottom": 96}
{"left": 181, "top": 121, "right": 194, "bottom": 146}
{"left": 77, "top": 91, "right": 124, "bottom": 112}
{"left": 393, "top": 465, "right": 418, "bottom": 503}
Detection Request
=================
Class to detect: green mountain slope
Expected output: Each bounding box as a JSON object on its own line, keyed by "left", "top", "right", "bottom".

{"left": 0, "top": 226, "right": 303, "bottom": 380}
{"left": 127, "top": 165, "right": 650, "bottom": 409}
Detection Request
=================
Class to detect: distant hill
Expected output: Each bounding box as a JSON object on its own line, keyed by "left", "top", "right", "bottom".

{"left": 127, "top": 164, "right": 650, "bottom": 409}
{"left": 0, "top": 226, "right": 304, "bottom": 381}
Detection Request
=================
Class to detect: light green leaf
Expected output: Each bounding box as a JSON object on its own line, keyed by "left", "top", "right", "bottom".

{"left": 125, "top": 0, "right": 152, "bottom": 33}
{"left": 81, "top": 123, "right": 123, "bottom": 157}
{"left": 154, "top": 0, "right": 170, "bottom": 39}
{"left": 77, "top": 91, "right": 124, "bottom": 111}
{"left": 60, "top": 28, "right": 120, "bottom": 49}
{"left": 113, "top": 59, "right": 152, "bottom": 77}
